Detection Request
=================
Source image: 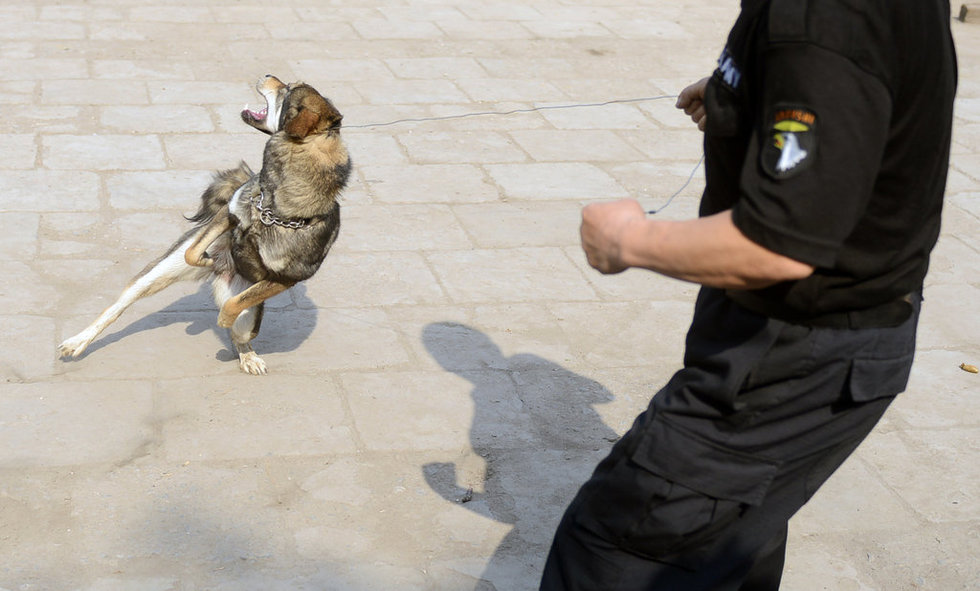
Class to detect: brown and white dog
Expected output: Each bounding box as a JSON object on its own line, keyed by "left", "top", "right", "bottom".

{"left": 58, "top": 75, "right": 351, "bottom": 374}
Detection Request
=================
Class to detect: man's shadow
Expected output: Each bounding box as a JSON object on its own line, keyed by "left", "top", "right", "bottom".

{"left": 421, "top": 322, "right": 618, "bottom": 590}
{"left": 66, "top": 283, "right": 317, "bottom": 364}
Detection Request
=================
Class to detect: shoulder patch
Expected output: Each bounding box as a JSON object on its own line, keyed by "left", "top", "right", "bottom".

{"left": 761, "top": 106, "right": 817, "bottom": 179}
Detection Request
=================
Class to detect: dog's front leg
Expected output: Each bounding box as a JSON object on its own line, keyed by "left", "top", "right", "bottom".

{"left": 185, "top": 210, "right": 232, "bottom": 267}
{"left": 217, "top": 279, "right": 294, "bottom": 328}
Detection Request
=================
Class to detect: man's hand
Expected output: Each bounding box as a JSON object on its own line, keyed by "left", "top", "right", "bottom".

{"left": 676, "top": 77, "right": 709, "bottom": 131}
{"left": 580, "top": 199, "right": 647, "bottom": 274}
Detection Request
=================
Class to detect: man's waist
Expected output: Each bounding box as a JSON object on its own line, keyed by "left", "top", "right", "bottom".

{"left": 725, "top": 289, "right": 917, "bottom": 329}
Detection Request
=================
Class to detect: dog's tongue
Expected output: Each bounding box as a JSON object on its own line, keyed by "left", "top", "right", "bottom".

{"left": 244, "top": 106, "right": 268, "bottom": 120}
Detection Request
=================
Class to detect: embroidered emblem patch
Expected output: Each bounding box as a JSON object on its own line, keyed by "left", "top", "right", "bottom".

{"left": 762, "top": 106, "right": 817, "bottom": 179}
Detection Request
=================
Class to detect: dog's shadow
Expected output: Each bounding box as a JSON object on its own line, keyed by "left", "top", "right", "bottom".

{"left": 70, "top": 283, "right": 317, "bottom": 363}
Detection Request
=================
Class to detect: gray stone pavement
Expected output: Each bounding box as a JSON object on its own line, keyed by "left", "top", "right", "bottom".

{"left": 1, "top": 1, "right": 978, "bottom": 589}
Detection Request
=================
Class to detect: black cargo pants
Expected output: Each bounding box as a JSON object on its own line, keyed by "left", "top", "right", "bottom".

{"left": 541, "top": 287, "right": 920, "bottom": 590}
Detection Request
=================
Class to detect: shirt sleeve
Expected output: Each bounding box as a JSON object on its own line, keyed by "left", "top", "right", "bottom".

{"left": 731, "top": 41, "right": 893, "bottom": 269}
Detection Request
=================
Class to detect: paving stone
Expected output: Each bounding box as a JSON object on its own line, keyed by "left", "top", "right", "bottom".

{"left": 458, "top": 4, "right": 544, "bottom": 21}
{"left": 510, "top": 129, "right": 645, "bottom": 162}
{"left": 1, "top": 57, "right": 88, "bottom": 80}
{"left": 620, "top": 127, "right": 707, "bottom": 161}
{"left": 312, "top": 251, "right": 449, "bottom": 307}
{"left": 891, "top": 349, "right": 980, "bottom": 428}
{"left": 5, "top": 105, "right": 86, "bottom": 134}
{"left": 943, "top": 197, "right": 980, "bottom": 252}
{"left": 112, "top": 212, "right": 196, "bottom": 251}
{"left": 0, "top": 381, "right": 154, "bottom": 467}
{"left": 454, "top": 77, "right": 569, "bottom": 103}
{"left": 1, "top": 170, "right": 101, "bottom": 212}
{"left": 0, "top": 262, "right": 60, "bottom": 315}
{"left": 781, "top": 536, "right": 880, "bottom": 591}
{"left": 339, "top": 203, "right": 473, "bottom": 251}
{"left": 290, "top": 58, "right": 393, "bottom": 82}
{"left": 350, "top": 19, "right": 444, "bottom": 40}
{"left": 598, "top": 160, "right": 705, "bottom": 216}
{"left": 385, "top": 57, "right": 488, "bottom": 80}
{"left": 0, "top": 22, "right": 85, "bottom": 41}
{"left": 38, "top": 4, "right": 124, "bottom": 21}
{"left": 429, "top": 247, "right": 598, "bottom": 303}
{"left": 158, "top": 376, "right": 357, "bottom": 461}
{"left": 254, "top": 306, "right": 413, "bottom": 372}
{"left": 478, "top": 57, "right": 578, "bottom": 80}
{"left": 360, "top": 163, "right": 500, "bottom": 203}
{"left": 42, "top": 134, "right": 165, "bottom": 170}
{"left": 436, "top": 19, "right": 536, "bottom": 41}
{"left": 0, "top": 315, "right": 56, "bottom": 382}
{"left": 917, "top": 283, "right": 980, "bottom": 350}
{"left": 343, "top": 369, "right": 526, "bottom": 451}
{"left": 0, "top": 79, "right": 35, "bottom": 102}
{"left": 344, "top": 132, "right": 409, "bottom": 165}
{"left": 539, "top": 100, "right": 652, "bottom": 129}
{"left": 485, "top": 162, "right": 629, "bottom": 200}
{"left": 550, "top": 300, "right": 694, "bottom": 368}
{"left": 565, "top": 248, "right": 701, "bottom": 303}
{"left": 858, "top": 428, "right": 980, "bottom": 523}
{"left": 161, "top": 134, "right": 266, "bottom": 170}
{"left": 452, "top": 201, "right": 583, "bottom": 248}
{"left": 100, "top": 105, "right": 215, "bottom": 133}
{"left": 397, "top": 130, "right": 527, "bottom": 164}
{"left": 602, "top": 18, "right": 695, "bottom": 40}
{"left": 0, "top": 212, "right": 40, "bottom": 260}
{"left": 42, "top": 80, "right": 149, "bottom": 105}
{"left": 791, "top": 452, "right": 920, "bottom": 535}
{"left": 148, "top": 80, "right": 254, "bottom": 105}
{"left": 106, "top": 170, "right": 214, "bottom": 210}
{"left": 0, "top": 134, "right": 37, "bottom": 169}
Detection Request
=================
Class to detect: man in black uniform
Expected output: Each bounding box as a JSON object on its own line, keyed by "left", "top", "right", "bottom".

{"left": 540, "top": 1, "right": 957, "bottom": 589}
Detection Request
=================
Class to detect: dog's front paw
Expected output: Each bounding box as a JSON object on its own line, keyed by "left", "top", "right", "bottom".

{"left": 239, "top": 351, "right": 268, "bottom": 375}
{"left": 58, "top": 334, "right": 92, "bottom": 358}
{"left": 217, "top": 309, "right": 239, "bottom": 328}
{"left": 188, "top": 254, "right": 214, "bottom": 268}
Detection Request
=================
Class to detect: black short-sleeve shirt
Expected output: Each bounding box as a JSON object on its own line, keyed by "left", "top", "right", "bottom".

{"left": 701, "top": 0, "right": 957, "bottom": 322}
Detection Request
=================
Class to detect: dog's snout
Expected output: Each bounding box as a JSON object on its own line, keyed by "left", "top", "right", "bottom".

{"left": 258, "top": 74, "right": 286, "bottom": 93}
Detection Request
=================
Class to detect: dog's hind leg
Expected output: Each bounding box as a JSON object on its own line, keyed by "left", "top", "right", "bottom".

{"left": 185, "top": 210, "right": 232, "bottom": 267}
{"left": 212, "top": 273, "right": 269, "bottom": 375}
{"left": 58, "top": 231, "right": 211, "bottom": 359}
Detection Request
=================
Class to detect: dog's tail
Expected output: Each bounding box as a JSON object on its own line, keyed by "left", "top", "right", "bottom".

{"left": 186, "top": 161, "right": 254, "bottom": 225}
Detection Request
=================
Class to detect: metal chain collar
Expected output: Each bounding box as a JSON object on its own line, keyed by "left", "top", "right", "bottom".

{"left": 247, "top": 191, "right": 308, "bottom": 229}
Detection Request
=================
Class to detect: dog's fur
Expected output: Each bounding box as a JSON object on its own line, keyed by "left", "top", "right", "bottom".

{"left": 58, "top": 75, "right": 351, "bottom": 374}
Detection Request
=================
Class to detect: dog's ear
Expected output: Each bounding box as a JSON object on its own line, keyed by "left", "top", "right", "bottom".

{"left": 283, "top": 107, "right": 320, "bottom": 139}
{"left": 283, "top": 89, "right": 343, "bottom": 139}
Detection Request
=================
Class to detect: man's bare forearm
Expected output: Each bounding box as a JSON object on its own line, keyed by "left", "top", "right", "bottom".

{"left": 620, "top": 210, "right": 814, "bottom": 288}
{"left": 581, "top": 201, "right": 814, "bottom": 289}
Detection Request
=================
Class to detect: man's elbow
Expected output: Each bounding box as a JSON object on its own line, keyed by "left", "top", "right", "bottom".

{"left": 744, "top": 256, "right": 815, "bottom": 289}
{"left": 779, "top": 257, "right": 816, "bottom": 281}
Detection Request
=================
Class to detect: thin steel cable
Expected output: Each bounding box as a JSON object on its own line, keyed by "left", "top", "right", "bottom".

{"left": 343, "top": 94, "right": 704, "bottom": 214}
{"left": 341, "top": 95, "right": 679, "bottom": 129}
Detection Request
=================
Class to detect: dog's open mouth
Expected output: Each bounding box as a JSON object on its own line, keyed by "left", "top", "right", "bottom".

{"left": 242, "top": 105, "right": 268, "bottom": 124}
{"left": 240, "top": 75, "right": 287, "bottom": 134}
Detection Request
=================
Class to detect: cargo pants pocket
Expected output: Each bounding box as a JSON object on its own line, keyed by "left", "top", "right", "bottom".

{"left": 573, "top": 415, "right": 781, "bottom": 567}
{"left": 847, "top": 353, "right": 914, "bottom": 402}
